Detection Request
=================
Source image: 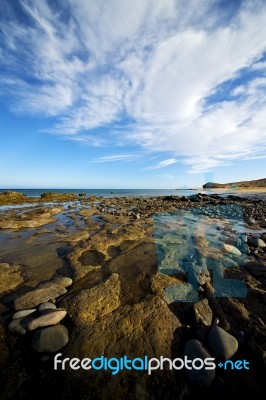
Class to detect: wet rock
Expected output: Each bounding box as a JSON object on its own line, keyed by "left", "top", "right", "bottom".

{"left": 184, "top": 340, "right": 215, "bottom": 387}
{"left": 31, "top": 325, "right": 69, "bottom": 353}
{"left": 207, "top": 326, "right": 238, "bottom": 360}
{"left": 0, "top": 190, "right": 27, "bottom": 205}
{"left": 38, "top": 302, "right": 57, "bottom": 311}
{"left": 193, "top": 299, "right": 213, "bottom": 326}
{"left": 0, "top": 263, "right": 24, "bottom": 296}
{"left": 28, "top": 309, "right": 67, "bottom": 331}
{"left": 52, "top": 277, "right": 73, "bottom": 288}
{"left": 222, "top": 244, "right": 241, "bottom": 256}
{"left": 14, "top": 283, "right": 67, "bottom": 310}
{"left": 12, "top": 309, "right": 36, "bottom": 319}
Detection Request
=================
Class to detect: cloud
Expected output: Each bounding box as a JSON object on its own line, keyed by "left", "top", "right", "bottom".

{"left": 146, "top": 158, "right": 178, "bottom": 170}
{"left": 1, "top": 0, "right": 266, "bottom": 171}
{"left": 92, "top": 154, "right": 138, "bottom": 162}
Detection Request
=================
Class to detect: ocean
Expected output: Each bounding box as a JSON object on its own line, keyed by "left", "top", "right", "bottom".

{"left": 0, "top": 188, "right": 202, "bottom": 198}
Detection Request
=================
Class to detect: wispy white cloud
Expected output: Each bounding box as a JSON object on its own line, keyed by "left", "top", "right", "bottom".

{"left": 92, "top": 154, "right": 138, "bottom": 162}
{"left": 146, "top": 158, "right": 178, "bottom": 170}
{"left": 1, "top": 0, "right": 266, "bottom": 169}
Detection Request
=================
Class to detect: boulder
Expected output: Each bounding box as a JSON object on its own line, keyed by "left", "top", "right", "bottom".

{"left": 31, "top": 325, "right": 69, "bottom": 353}
{"left": 184, "top": 340, "right": 215, "bottom": 387}
{"left": 207, "top": 325, "right": 238, "bottom": 360}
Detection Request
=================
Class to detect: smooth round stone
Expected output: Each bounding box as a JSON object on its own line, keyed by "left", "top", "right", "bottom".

{"left": 31, "top": 325, "right": 69, "bottom": 353}
{"left": 184, "top": 340, "right": 215, "bottom": 387}
{"left": 12, "top": 309, "right": 36, "bottom": 320}
{"left": 222, "top": 244, "right": 241, "bottom": 256}
{"left": 248, "top": 238, "right": 266, "bottom": 248}
{"left": 207, "top": 326, "right": 238, "bottom": 360}
{"left": 28, "top": 310, "right": 67, "bottom": 331}
{"left": 38, "top": 302, "right": 57, "bottom": 311}
{"left": 52, "top": 277, "right": 73, "bottom": 288}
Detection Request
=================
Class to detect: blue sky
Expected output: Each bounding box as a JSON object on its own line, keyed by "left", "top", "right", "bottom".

{"left": 0, "top": 0, "right": 266, "bottom": 189}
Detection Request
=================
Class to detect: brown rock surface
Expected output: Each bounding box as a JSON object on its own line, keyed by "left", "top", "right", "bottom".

{"left": 0, "top": 263, "right": 24, "bottom": 296}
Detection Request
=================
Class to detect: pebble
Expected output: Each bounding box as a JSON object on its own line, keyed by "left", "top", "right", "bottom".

{"left": 193, "top": 299, "right": 213, "bottom": 326}
{"left": 31, "top": 325, "right": 69, "bottom": 353}
{"left": 12, "top": 309, "right": 36, "bottom": 320}
{"left": 51, "top": 277, "right": 73, "bottom": 288}
{"left": 184, "top": 339, "right": 215, "bottom": 387}
{"left": 38, "top": 302, "right": 57, "bottom": 311}
{"left": 28, "top": 309, "right": 67, "bottom": 331}
{"left": 207, "top": 325, "right": 238, "bottom": 360}
{"left": 248, "top": 238, "right": 266, "bottom": 248}
{"left": 14, "top": 283, "right": 67, "bottom": 310}
{"left": 222, "top": 244, "right": 241, "bottom": 256}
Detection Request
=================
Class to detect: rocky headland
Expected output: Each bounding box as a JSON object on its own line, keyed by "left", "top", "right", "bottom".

{"left": 0, "top": 192, "right": 265, "bottom": 399}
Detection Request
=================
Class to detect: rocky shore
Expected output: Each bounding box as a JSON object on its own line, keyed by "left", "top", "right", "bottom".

{"left": 0, "top": 192, "right": 266, "bottom": 399}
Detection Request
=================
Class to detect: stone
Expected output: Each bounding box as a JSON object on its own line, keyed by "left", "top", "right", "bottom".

{"left": 14, "top": 283, "right": 67, "bottom": 310}
{"left": 28, "top": 309, "right": 67, "bottom": 331}
{"left": 12, "top": 309, "right": 36, "bottom": 320}
{"left": 193, "top": 299, "right": 213, "bottom": 326}
{"left": 38, "top": 302, "right": 57, "bottom": 311}
{"left": 31, "top": 325, "right": 69, "bottom": 353}
{"left": 184, "top": 340, "right": 215, "bottom": 387}
{"left": 8, "top": 316, "right": 33, "bottom": 335}
{"left": 195, "top": 327, "right": 210, "bottom": 342}
{"left": 207, "top": 325, "right": 238, "bottom": 360}
{"left": 222, "top": 244, "right": 241, "bottom": 256}
{"left": 248, "top": 238, "right": 266, "bottom": 248}
{"left": 196, "top": 268, "right": 211, "bottom": 286}
{"left": 51, "top": 277, "right": 73, "bottom": 288}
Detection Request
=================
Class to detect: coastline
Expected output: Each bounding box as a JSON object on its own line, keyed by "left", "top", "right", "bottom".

{"left": 0, "top": 191, "right": 266, "bottom": 398}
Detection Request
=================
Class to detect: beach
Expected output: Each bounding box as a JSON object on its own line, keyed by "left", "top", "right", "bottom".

{"left": 0, "top": 191, "right": 266, "bottom": 399}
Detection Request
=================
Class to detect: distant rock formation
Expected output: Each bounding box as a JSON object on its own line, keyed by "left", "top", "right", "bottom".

{"left": 203, "top": 178, "right": 266, "bottom": 189}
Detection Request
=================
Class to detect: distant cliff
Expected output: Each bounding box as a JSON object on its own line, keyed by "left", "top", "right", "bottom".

{"left": 203, "top": 178, "right": 266, "bottom": 188}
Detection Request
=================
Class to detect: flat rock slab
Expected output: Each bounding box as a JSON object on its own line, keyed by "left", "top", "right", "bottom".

{"left": 31, "top": 325, "right": 69, "bottom": 353}
{"left": 14, "top": 283, "right": 67, "bottom": 310}
{"left": 28, "top": 310, "right": 67, "bottom": 331}
{"left": 207, "top": 325, "right": 238, "bottom": 360}
{"left": 12, "top": 309, "right": 36, "bottom": 320}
